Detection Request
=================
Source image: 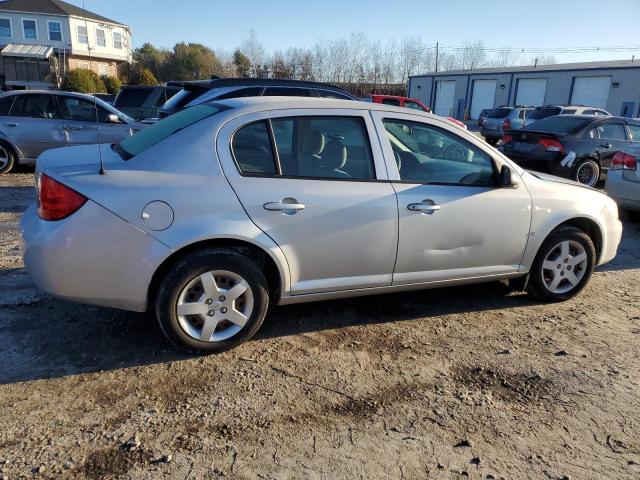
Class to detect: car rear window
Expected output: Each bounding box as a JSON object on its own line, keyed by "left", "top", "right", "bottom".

{"left": 488, "top": 108, "right": 512, "bottom": 118}
{"left": 525, "top": 116, "right": 590, "bottom": 133}
{"left": 115, "top": 88, "right": 154, "bottom": 108}
{"left": 528, "top": 107, "right": 561, "bottom": 120}
{"left": 161, "top": 86, "right": 210, "bottom": 114}
{"left": 115, "top": 104, "right": 226, "bottom": 160}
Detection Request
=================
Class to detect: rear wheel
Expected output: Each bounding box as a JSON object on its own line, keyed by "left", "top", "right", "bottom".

{"left": 573, "top": 159, "right": 600, "bottom": 187}
{"left": 528, "top": 227, "right": 595, "bottom": 302}
{"left": 0, "top": 143, "right": 15, "bottom": 174}
{"left": 155, "top": 249, "right": 269, "bottom": 354}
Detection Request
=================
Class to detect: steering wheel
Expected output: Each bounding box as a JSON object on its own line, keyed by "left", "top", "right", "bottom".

{"left": 443, "top": 144, "right": 466, "bottom": 162}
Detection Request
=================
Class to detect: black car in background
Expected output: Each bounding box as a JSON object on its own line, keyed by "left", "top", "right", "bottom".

{"left": 501, "top": 115, "right": 640, "bottom": 187}
{"left": 114, "top": 85, "right": 181, "bottom": 120}
{"left": 159, "top": 78, "right": 357, "bottom": 118}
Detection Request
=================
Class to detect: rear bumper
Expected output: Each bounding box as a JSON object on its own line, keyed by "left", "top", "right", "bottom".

{"left": 21, "top": 201, "right": 172, "bottom": 312}
{"left": 480, "top": 129, "right": 503, "bottom": 139}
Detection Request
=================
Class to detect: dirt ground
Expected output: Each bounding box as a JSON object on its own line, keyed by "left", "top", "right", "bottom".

{"left": 1, "top": 172, "right": 639, "bottom": 480}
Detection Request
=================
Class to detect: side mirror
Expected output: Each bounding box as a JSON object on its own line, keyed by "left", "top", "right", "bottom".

{"left": 107, "top": 113, "right": 121, "bottom": 124}
{"left": 500, "top": 165, "right": 519, "bottom": 188}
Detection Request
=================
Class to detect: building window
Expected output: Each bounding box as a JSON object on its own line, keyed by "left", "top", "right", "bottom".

{"left": 78, "top": 61, "right": 90, "bottom": 70}
{"left": 48, "top": 21, "right": 62, "bottom": 41}
{"left": 22, "top": 19, "right": 37, "bottom": 39}
{"left": 113, "top": 31, "right": 122, "bottom": 49}
{"left": 0, "top": 18, "right": 12, "bottom": 38}
{"left": 77, "top": 25, "right": 88, "bottom": 44}
{"left": 96, "top": 28, "right": 106, "bottom": 47}
{"left": 98, "top": 63, "right": 108, "bottom": 76}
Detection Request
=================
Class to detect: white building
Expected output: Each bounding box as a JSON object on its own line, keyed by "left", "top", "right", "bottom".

{"left": 0, "top": 0, "right": 132, "bottom": 89}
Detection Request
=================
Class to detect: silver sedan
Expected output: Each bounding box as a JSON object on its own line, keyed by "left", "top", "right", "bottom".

{"left": 0, "top": 90, "right": 146, "bottom": 174}
{"left": 21, "top": 97, "right": 623, "bottom": 353}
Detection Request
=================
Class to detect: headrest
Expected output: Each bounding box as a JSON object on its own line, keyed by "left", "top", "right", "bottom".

{"left": 321, "top": 139, "right": 347, "bottom": 170}
{"left": 301, "top": 129, "right": 325, "bottom": 155}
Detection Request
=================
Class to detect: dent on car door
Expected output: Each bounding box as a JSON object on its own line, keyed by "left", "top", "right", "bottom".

{"left": 58, "top": 96, "right": 130, "bottom": 145}
{"left": 372, "top": 112, "right": 532, "bottom": 284}
{"left": 216, "top": 110, "right": 398, "bottom": 295}
{"left": 2, "top": 94, "right": 65, "bottom": 159}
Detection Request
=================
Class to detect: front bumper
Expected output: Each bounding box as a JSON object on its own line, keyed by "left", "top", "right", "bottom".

{"left": 21, "top": 201, "right": 172, "bottom": 312}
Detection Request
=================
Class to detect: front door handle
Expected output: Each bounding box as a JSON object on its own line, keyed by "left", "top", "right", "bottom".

{"left": 264, "top": 198, "right": 306, "bottom": 215}
{"left": 65, "top": 126, "right": 85, "bottom": 131}
{"left": 408, "top": 200, "right": 441, "bottom": 215}
{"left": 5, "top": 122, "right": 18, "bottom": 127}
{"left": 600, "top": 143, "right": 612, "bottom": 149}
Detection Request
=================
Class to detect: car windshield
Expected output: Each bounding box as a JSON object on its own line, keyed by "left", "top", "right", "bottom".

{"left": 488, "top": 108, "right": 512, "bottom": 118}
{"left": 528, "top": 107, "right": 561, "bottom": 120}
{"left": 115, "top": 104, "right": 226, "bottom": 160}
{"left": 525, "top": 116, "right": 590, "bottom": 134}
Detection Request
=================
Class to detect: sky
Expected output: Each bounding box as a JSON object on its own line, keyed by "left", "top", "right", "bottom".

{"left": 70, "top": 0, "right": 640, "bottom": 63}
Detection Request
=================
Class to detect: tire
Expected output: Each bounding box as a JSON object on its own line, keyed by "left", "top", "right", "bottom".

{"left": 155, "top": 248, "right": 269, "bottom": 354}
{"left": 528, "top": 226, "right": 596, "bottom": 302}
{"left": 573, "top": 159, "right": 600, "bottom": 187}
{"left": 0, "top": 143, "right": 15, "bottom": 174}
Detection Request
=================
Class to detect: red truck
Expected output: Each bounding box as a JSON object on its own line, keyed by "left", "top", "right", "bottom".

{"left": 365, "top": 94, "right": 467, "bottom": 129}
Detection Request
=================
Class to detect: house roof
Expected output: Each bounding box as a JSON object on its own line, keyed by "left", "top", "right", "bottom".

{"left": 410, "top": 59, "right": 640, "bottom": 78}
{"left": 0, "top": 0, "right": 125, "bottom": 26}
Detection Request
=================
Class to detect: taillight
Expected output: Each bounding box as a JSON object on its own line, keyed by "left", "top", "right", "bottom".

{"left": 37, "top": 174, "right": 87, "bottom": 221}
{"left": 502, "top": 134, "right": 513, "bottom": 144}
{"left": 503, "top": 119, "right": 511, "bottom": 130}
{"left": 611, "top": 152, "right": 637, "bottom": 171}
{"left": 537, "top": 138, "right": 564, "bottom": 153}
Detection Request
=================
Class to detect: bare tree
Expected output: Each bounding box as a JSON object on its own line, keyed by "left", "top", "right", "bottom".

{"left": 240, "top": 30, "right": 266, "bottom": 77}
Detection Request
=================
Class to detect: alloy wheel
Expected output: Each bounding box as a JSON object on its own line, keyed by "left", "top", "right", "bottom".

{"left": 541, "top": 240, "right": 588, "bottom": 294}
{"left": 575, "top": 161, "right": 599, "bottom": 187}
{"left": 0, "top": 145, "right": 9, "bottom": 170}
{"left": 176, "top": 270, "right": 254, "bottom": 342}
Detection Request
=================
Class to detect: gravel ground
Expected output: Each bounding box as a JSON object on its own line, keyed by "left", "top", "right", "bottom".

{"left": 1, "top": 172, "right": 639, "bottom": 480}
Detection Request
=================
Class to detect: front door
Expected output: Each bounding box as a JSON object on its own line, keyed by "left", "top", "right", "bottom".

{"left": 591, "top": 121, "right": 629, "bottom": 171}
{"left": 57, "top": 95, "right": 132, "bottom": 146}
{"left": 2, "top": 93, "right": 65, "bottom": 160}
{"left": 217, "top": 109, "right": 398, "bottom": 295}
{"left": 373, "top": 112, "right": 532, "bottom": 284}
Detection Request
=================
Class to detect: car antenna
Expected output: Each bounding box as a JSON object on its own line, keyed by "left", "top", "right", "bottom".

{"left": 82, "top": 0, "right": 106, "bottom": 175}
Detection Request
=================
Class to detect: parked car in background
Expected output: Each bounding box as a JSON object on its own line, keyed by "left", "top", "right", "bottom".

{"left": 159, "top": 78, "right": 357, "bottom": 118}
{"left": 501, "top": 115, "right": 640, "bottom": 186}
{"left": 366, "top": 93, "right": 467, "bottom": 129}
{"left": 114, "top": 85, "right": 181, "bottom": 120}
{"left": 524, "top": 105, "right": 610, "bottom": 127}
{"left": 605, "top": 145, "right": 640, "bottom": 216}
{"left": 22, "top": 97, "right": 621, "bottom": 353}
{"left": 0, "top": 91, "right": 145, "bottom": 174}
{"left": 478, "top": 108, "right": 493, "bottom": 128}
{"left": 481, "top": 105, "right": 533, "bottom": 145}
{"left": 94, "top": 93, "right": 116, "bottom": 105}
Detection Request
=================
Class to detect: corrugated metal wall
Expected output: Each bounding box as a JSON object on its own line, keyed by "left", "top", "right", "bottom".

{"left": 409, "top": 67, "right": 640, "bottom": 119}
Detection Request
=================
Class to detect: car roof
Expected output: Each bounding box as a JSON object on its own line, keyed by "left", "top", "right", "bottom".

{"left": 171, "top": 77, "right": 351, "bottom": 91}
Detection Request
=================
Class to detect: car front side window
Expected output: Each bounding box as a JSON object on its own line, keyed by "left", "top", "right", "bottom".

{"left": 59, "top": 97, "right": 112, "bottom": 123}
{"left": 383, "top": 118, "right": 496, "bottom": 186}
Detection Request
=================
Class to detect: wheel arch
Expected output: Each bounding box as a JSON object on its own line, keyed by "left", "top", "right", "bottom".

{"left": 147, "top": 237, "right": 286, "bottom": 310}
{"left": 548, "top": 216, "right": 604, "bottom": 264}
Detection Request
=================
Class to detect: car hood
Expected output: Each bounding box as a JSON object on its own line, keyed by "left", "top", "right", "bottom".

{"left": 525, "top": 170, "right": 590, "bottom": 189}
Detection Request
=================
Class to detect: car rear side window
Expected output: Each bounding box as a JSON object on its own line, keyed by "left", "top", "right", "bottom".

{"left": 628, "top": 124, "right": 640, "bottom": 141}
{"left": 593, "top": 123, "right": 627, "bottom": 140}
{"left": 562, "top": 109, "right": 577, "bottom": 114}
{"left": 232, "top": 121, "right": 277, "bottom": 175}
{"left": 528, "top": 107, "right": 561, "bottom": 120}
{"left": 9, "top": 94, "right": 59, "bottom": 119}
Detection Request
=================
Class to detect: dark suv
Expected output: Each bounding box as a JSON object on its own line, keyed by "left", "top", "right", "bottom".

{"left": 114, "top": 85, "right": 181, "bottom": 120}
{"left": 524, "top": 105, "right": 610, "bottom": 127}
{"left": 159, "top": 78, "right": 357, "bottom": 118}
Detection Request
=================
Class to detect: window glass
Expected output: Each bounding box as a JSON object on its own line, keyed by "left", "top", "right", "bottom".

{"left": 0, "top": 96, "right": 14, "bottom": 115}
{"left": 383, "top": 119, "right": 495, "bottom": 186}
{"left": 22, "top": 19, "right": 36, "bottom": 39}
{"left": 117, "top": 104, "right": 225, "bottom": 160}
{"left": 96, "top": 28, "right": 106, "bottom": 47}
{"left": 113, "top": 31, "right": 123, "bottom": 49}
{"left": 488, "top": 108, "right": 512, "bottom": 118}
{"left": 0, "top": 18, "right": 11, "bottom": 37}
{"left": 9, "top": 94, "right": 58, "bottom": 119}
{"left": 47, "top": 21, "right": 61, "bottom": 41}
{"left": 271, "top": 116, "right": 375, "bottom": 179}
{"left": 527, "top": 116, "right": 590, "bottom": 134}
{"left": 518, "top": 110, "right": 527, "bottom": 119}
{"left": 528, "top": 107, "right": 561, "bottom": 120}
{"left": 98, "top": 64, "right": 108, "bottom": 76}
{"left": 232, "top": 121, "right": 276, "bottom": 174}
{"left": 115, "top": 87, "right": 153, "bottom": 108}
{"left": 310, "top": 89, "right": 352, "bottom": 100}
{"left": 153, "top": 87, "right": 181, "bottom": 107}
{"left": 382, "top": 98, "right": 401, "bottom": 107}
{"left": 77, "top": 25, "right": 88, "bottom": 44}
{"left": 263, "top": 87, "right": 310, "bottom": 97}
{"left": 628, "top": 124, "right": 640, "bottom": 141}
{"left": 216, "top": 87, "right": 263, "bottom": 100}
{"left": 581, "top": 109, "right": 594, "bottom": 115}
{"left": 594, "top": 123, "right": 627, "bottom": 140}
{"left": 59, "top": 97, "right": 113, "bottom": 123}
{"left": 405, "top": 101, "right": 424, "bottom": 111}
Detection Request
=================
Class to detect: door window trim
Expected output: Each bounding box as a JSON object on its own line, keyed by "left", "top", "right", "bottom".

{"left": 229, "top": 112, "right": 385, "bottom": 183}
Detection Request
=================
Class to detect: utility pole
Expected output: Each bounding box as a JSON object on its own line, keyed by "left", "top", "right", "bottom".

{"left": 435, "top": 42, "right": 439, "bottom": 73}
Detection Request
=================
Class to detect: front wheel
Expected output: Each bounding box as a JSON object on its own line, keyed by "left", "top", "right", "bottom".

{"left": 528, "top": 227, "right": 595, "bottom": 302}
{"left": 0, "top": 143, "right": 15, "bottom": 174}
{"left": 573, "top": 159, "right": 600, "bottom": 187}
{"left": 155, "top": 249, "right": 269, "bottom": 354}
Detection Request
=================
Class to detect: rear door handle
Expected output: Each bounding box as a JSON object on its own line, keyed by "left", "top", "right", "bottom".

{"left": 65, "top": 126, "right": 85, "bottom": 131}
{"left": 5, "top": 122, "right": 17, "bottom": 127}
{"left": 408, "top": 200, "right": 441, "bottom": 215}
{"left": 264, "top": 198, "right": 306, "bottom": 215}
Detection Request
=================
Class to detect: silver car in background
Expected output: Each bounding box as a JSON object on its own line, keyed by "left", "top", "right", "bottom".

{"left": 21, "top": 97, "right": 622, "bottom": 354}
{"left": 605, "top": 145, "right": 640, "bottom": 215}
{"left": 480, "top": 105, "right": 534, "bottom": 145}
{"left": 0, "top": 90, "right": 145, "bottom": 174}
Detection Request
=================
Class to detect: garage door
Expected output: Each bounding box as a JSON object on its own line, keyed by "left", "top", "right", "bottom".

{"left": 515, "top": 78, "right": 547, "bottom": 106}
{"left": 434, "top": 80, "right": 455, "bottom": 117}
{"left": 571, "top": 76, "right": 611, "bottom": 109}
{"left": 470, "top": 80, "right": 496, "bottom": 119}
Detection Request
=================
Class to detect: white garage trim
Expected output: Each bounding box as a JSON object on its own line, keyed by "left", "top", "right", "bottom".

{"left": 469, "top": 79, "right": 496, "bottom": 119}
{"left": 515, "top": 78, "right": 547, "bottom": 107}
{"left": 434, "top": 80, "right": 455, "bottom": 117}
{"left": 571, "top": 76, "right": 611, "bottom": 110}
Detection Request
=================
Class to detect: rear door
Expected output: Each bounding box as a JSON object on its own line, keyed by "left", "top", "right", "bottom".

{"left": 216, "top": 108, "right": 398, "bottom": 295}
{"left": 591, "top": 121, "right": 629, "bottom": 171}
{"left": 58, "top": 96, "right": 132, "bottom": 145}
{"left": 3, "top": 93, "right": 65, "bottom": 160}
